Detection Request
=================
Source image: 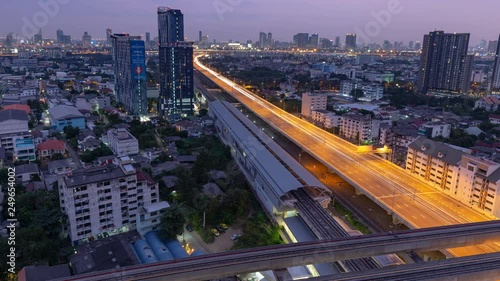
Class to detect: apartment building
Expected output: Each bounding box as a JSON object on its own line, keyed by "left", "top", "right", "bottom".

{"left": 457, "top": 155, "right": 500, "bottom": 217}
{"left": 59, "top": 157, "right": 160, "bottom": 244}
{"left": 107, "top": 128, "right": 139, "bottom": 156}
{"left": 301, "top": 93, "right": 327, "bottom": 117}
{"left": 406, "top": 137, "right": 462, "bottom": 196}
{"left": 340, "top": 113, "right": 381, "bottom": 144}
{"left": 311, "top": 110, "right": 341, "bottom": 129}
{"left": 0, "top": 109, "right": 31, "bottom": 152}
{"left": 418, "top": 122, "right": 451, "bottom": 139}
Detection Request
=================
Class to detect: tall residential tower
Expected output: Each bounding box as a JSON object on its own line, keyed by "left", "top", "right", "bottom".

{"left": 417, "top": 31, "right": 473, "bottom": 95}
{"left": 491, "top": 34, "right": 500, "bottom": 92}
{"left": 157, "top": 7, "right": 194, "bottom": 117}
{"left": 111, "top": 34, "right": 148, "bottom": 115}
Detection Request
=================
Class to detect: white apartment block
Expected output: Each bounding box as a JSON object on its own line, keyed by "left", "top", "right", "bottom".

{"left": 406, "top": 137, "right": 462, "bottom": 196}
{"left": 107, "top": 128, "right": 139, "bottom": 156}
{"left": 340, "top": 80, "right": 384, "bottom": 101}
{"left": 418, "top": 122, "right": 451, "bottom": 139}
{"left": 0, "top": 110, "right": 31, "bottom": 152}
{"left": 136, "top": 201, "right": 170, "bottom": 236}
{"left": 301, "top": 93, "right": 327, "bottom": 117}
{"left": 457, "top": 155, "right": 500, "bottom": 217}
{"left": 45, "top": 86, "right": 60, "bottom": 96}
{"left": 58, "top": 157, "right": 161, "bottom": 244}
{"left": 311, "top": 110, "right": 341, "bottom": 128}
{"left": 340, "top": 113, "right": 381, "bottom": 143}
{"left": 406, "top": 137, "right": 500, "bottom": 218}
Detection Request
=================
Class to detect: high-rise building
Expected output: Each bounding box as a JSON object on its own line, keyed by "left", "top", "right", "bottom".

{"left": 145, "top": 32, "right": 151, "bottom": 49}
{"left": 415, "top": 41, "right": 422, "bottom": 51}
{"left": 259, "top": 32, "right": 267, "bottom": 48}
{"left": 111, "top": 33, "right": 148, "bottom": 115}
{"left": 417, "top": 31, "right": 473, "bottom": 95}
{"left": 293, "top": 33, "right": 309, "bottom": 49}
{"left": 5, "top": 33, "right": 14, "bottom": 47}
{"left": 334, "top": 36, "right": 341, "bottom": 48}
{"left": 309, "top": 33, "right": 319, "bottom": 49}
{"left": 158, "top": 7, "right": 194, "bottom": 117}
{"left": 106, "top": 27, "right": 112, "bottom": 45}
{"left": 267, "top": 32, "right": 273, "bottom": 48}
{"left": 320, "top": 38, "right": 333, "bottom": 49}
{"left": 489, "top": 40, "right": 499, "bottom": 54}
{"left": 491, "top": 35, "right": 500, "bottom": 92}
{"left": 408, "top": 40, "right": 414, "bottom": 50}
{"left": 82, "top": 31, "right": 92, "bottom": 47}
{"left": 345, "top": 33, "right": 357, "bottom": 50}
{"left": 56, "top": 29, "right": 64, "bottom": 43}
{"left": 34, "top": 29, "right": 42, "bottom": 44}
{"left": 56, "top": 29, "right": 71, "bottom": 44}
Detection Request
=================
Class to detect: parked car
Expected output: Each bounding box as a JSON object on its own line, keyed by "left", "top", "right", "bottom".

{"left": 215, "top": 225, "right": 225, "bottom": 233}
{"left": 231, "top": 234, "right": 241, "bottom": 240}
{"left": 219, "top": 223, "right": 228, "bottom": 230}
{"left": 211, "top": 228, "right": 220, "bottom": 237}
{"left": 186, "top": 225, "right": 194, "bottom": 232}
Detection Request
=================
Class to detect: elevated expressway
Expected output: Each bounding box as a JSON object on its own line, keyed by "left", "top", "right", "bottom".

{"left": 54, "top": 221, "right": 500, "bottom": 281}
{"left": 194, "top": 55, "right": 500, "bottom": 257}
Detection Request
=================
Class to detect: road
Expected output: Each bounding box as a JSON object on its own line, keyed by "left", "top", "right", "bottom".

{"left": 194, "top": 55, "right": 500, "bottom": 257}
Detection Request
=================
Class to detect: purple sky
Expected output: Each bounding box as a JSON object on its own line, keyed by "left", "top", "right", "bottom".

{"left": 2, "top": 0, "right": 499, "bottom": 44}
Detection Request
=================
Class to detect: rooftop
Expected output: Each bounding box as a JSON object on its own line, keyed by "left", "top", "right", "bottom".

{"left": 0, "top": 109, "right": 29, "bottom": 122}
{"left": 63, "top": 164, "right": 126, "bottom": 188}
{"left": 2, "top": 104, "right": 31, "bottom": 114}
{"left": 37, "top": 139, "right": 66, "bottom": 151}
{"left": 15, "top": 163, "right": 40, "bottom": 174}
{"left": 48, "top": 105, "right": 84, "bottom": 120}
{"left": 408, "top": 137, "right": 464, "bottom": 166}
{"left": 108, "top": 128, "right": 136, "bottom": 141}
{"left": 19, "top": 264, "right": 71, "bottom": 281}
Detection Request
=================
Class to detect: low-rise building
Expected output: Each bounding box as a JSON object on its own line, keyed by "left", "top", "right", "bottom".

{"left": 311, "top": 110, "right": 341, "bottom": 129}
{"left": 474, "top": 96, "right": 500, "bottom": 111}
{"left": 48, "top": 105, "right": 86, "bottom": 131}
{"left": 136, "top": 201, "right": 170, "bottom": 236}
{"left": 14, "top": 138, "right": 36, "bottom": 162}
{"left": 340, "top": 113, "right": 381, "bottom": 144}
{"left": 0, "top": 109, "right": 31, "bottom": 152}
{"left": 418, "top": 122, "right": 451, "bottom": 139}
{"left": 15, "top": 163, "right": 40, "bottom": 182}
{"left": 107, "top": 129, "right": 139, "bottom": 156}
{"left": 37, "top": 139, "right": 66, "bottom": 160}
{"left": 489, "top": 114, "right": 500, "bottom": 125}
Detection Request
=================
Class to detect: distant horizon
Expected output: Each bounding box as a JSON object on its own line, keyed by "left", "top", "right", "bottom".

{"left": 1, "top": 0, "right": 499, "bottom": 45}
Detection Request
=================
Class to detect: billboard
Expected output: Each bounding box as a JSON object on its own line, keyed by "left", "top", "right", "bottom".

{"left": 130, "top": 40, "right": 146, "bottom": 80}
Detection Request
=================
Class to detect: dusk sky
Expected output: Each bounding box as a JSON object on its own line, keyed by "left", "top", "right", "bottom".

{"left": 2, "top": 0, "right": 499, "bottom": 44}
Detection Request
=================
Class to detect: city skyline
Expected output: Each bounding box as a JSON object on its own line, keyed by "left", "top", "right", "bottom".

{"left": 2, "top": 0, "right": 500, "bottom": 44}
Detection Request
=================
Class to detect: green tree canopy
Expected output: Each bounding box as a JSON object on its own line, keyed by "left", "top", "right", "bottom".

{"left": 158, "top": 205, "right": 186, "bottom": 240}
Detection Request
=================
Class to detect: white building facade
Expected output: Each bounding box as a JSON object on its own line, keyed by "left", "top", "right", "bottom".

{"left": 107, "top": 128, "right": 139, "bottom": 156}
{"left": 301, "top": 93, "right": 327, "bottom": 117}
{"left": 59, "top": 157, "right": 161, "bottom": 244}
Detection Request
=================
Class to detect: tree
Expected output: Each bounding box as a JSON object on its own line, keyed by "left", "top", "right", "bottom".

{"left": 63, "top": 125, "right": 80, "bottom": 139}
{"left": 199, "top": 109, "right": 208, "bottom": 117}
{"left": 51, "top": 153, "right": 64, "bottom": 160}
{"left": 350, "top": 89, "right": 364, "bottom": 102}
{"left": 158, "top": 205, "right": 186, "bottom": 240}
